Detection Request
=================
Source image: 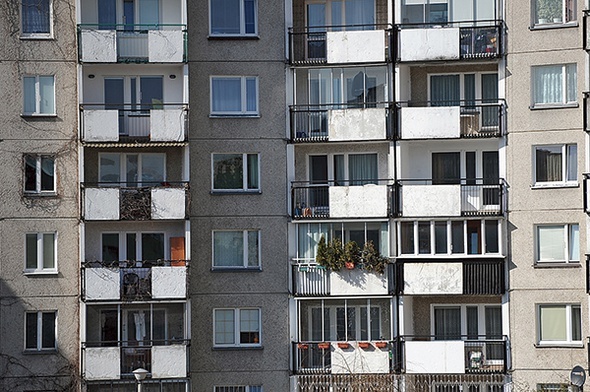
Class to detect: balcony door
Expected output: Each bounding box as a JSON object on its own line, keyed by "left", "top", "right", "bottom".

{"left": 97, "top": 0, "right": 159, "bottom": 29}
{"left": 433, "top": 305, "right": 502, "bottom": 339}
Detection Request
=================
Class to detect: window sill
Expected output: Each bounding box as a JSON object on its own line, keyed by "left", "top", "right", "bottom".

{"left": 531, "top": 182, "right": 579, "bottom": 189}
{"left": 23, "top": 349, "right": 57, "bottom": 354}
{"left": 24, "top": 270, "right": 58, "bottom": 276}
{"left": 209, "top": 114, "right": 260, "bottom": 119}
{"left": 534, "top": 262, "right": 581, "bottom": 268}
{"left": 211, "top": 267, "right": 262, "bottom": 272}
{"left": 23, "top": 192, "right": 58, "bottom": 198}
{"left": 529, "top": 22, "right": 578, "bottom": 30}
{"left": 20, "top": 34, "right": 54, "bottom": 40}
{"left": 208, "top": 35, "right": 260, "bottom": 40}
{"left": 212, "top": 345, "right": 263, "bottom": 351}
{"left": 21, "top": 113, "right": 58, "bottom": 118}
{"left": 211, "top": 190, "right": 261, "bottom": 195}
{"left": 529, "top": 103, "right": 579, "bottom": 110}
{"left": 535, "top": 342, "right": 584, "bottom": 348}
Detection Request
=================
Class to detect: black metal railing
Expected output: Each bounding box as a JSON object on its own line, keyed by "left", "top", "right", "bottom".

{"left": 85, "top": 379, "right": 189, "bottom": 391}
{"left": 290, "top": 102, "right": 395, "bottom": 142}
{"left": 395, "top": 100, "right": 505, "bottom": 139}
{"left": 77, "top": 24, "right": 187, "bottom": 63}
{"left": 395, "top": 20, "right": 504, "bottom": 61}
{"left": 396, "top": 335, "right": 507, "bottom": 374}
{"left": 80, "top": 103, "right": 189, "bottom": 141}
{"left": 289, "top": 24, "right": 393, "bottom": 65}
{"left": 291, "top": 179, "right": 395, "bottom": 219}
{"left": 292, "top": 341, "right": 332, "bottom": 374}
{"left": 395, "top": 179, "right": 505, "bottom": 217}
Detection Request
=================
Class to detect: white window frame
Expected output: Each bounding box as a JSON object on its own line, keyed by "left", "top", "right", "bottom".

{"left": 22, "top": 75, "right": 56, "bottom": 116}
{"left": 532, "top": 0, "right": 576, "bottom": 27}
{"left": 531, "top": 64, "right": 577, "bottom": 107}
{"left": 211, "top": 153, "right": 260, "bottom": 192}
{"left": 212, "top": 230, "right": 261, "bottom": 269}
{"left": 24, "top": 154, "right": 56, "bottom": 194}
{"left": 24, "top": 232, "right": 57, "bottom": 274}
{"left": 537, "top": 304, "right": 582, "bottom": 346}
{"left": 213, "top": 308, "right": 261, "bottom": 347}
{"left": 210, "top": 76, "right": 259, "bottom": 116}
{"left": 535, "top": 224, "right": 579, "bottom": 264}
{"left": 214, "top": 387, "right": 263, "bottom": 392}
{"left": 24, "top": 311, "right": 57, "bottom": 351}
{"left": 101, "top": 231, "right": 168, "bottom": 262}
{"left": 430, "top": 304, "right": 503, "bottom": 337}
{"left": 427, "top": 72, "right": 499, "bottom": 102}
{"left": 21, "top": 0, "right": 53, "bottom": 39}
{"left": 209, "top": 0, "right": 258, "bottom": 37}
{"left": 532, "top": 144, "right": 577, "bottom": 187}
{"left": 98, "top": 153, "right": 167, "bottom": 186}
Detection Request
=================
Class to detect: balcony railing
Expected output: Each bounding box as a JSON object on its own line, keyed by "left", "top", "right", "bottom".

{"left": 290, "top": 102, "right": 395, "bottom": 142}
{"left": 80, "top": 104, "right": 188, "bottom": 143}
{"left": 396, "top": 21, "right": 504, "bottom": 62}
{"left": 85, "top": 379, "right": 188, "bottom": 391}
{"left": 392, "top": 260, "right": 505, "bottom": 296}
{"left": 395, "top": 179, "right": 505, "bottom": 217}
{"left": 82, "top": 260, "right": 189, "bottom": 301}
{"left": 395, "top": 100, "right": 505, "bottom": 140}
{"left": 82, "top": 339, "right": 189, "bottom": 380}
{"left": 394, "top": 336, "right": 507, "bottom": 374}
{"left": 78, "top": 24, "right": 187, "bottom": 63}
{"left": 292, "top": 179, "right": 396, "bottom": 219}
{"left": 289, "top": 24, "right": 393, "bottom": 65}
{"left": 82, "top": 182, "right": 189, "bottom": 221}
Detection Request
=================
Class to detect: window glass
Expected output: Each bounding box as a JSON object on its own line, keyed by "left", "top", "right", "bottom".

{"left": 418, "top": 222, "right": 430, "bottom": 254}
{"left": 539, "top": 304, "right": 581, "bottom": 343}
{"left": 534, "top": 0, "right": 576, "bottom": 25}
{"left": 25, "top": 155, "right": 37, "bottom": 191}
{"left": 239, "top": 309, "right": 260, "bottom": 344}
{"left": 141, "top": 233, "right": 164, "bottom": 261}
{"left": 26, "top": 234, "right": 37, "bottom": 269}
{"left": 42, "top": 233, "right": 55, "bottom": 269}
{"left": 22, "top": 0, "right": 51, "bottom": 35}
{"left": 99, "top": 154, "right": 121, "bottom": 183}
{"left": 485, "top": 220, "right": 499, "bottom": 253}
{"left": 215, "top": 309, "right": 235, "bottom": 345}
{"left": 23, "top": 75, "right": 55, "bottom": 115}
{"left": 24, "top": 155, "right": 55, "bottom": 193}
{"left": 211, "top": 77, "right": 258, "bottom": 115}
{"left": 213, "top": 154, "right": 260, "bottom": 191}
{"left": 435, "top": 222, "right": 447, "bottom": 254}
{"left": 102, "top": 233, "right": 119, "bottom": 262}
{"left": 25, "top": 311, "right": 56, "bottom": 350}
{"left": 25, "top": 313, "right": 38, "bottom": 349}
{"left": 400, "top": 222, "right": 414, "bottom": 254}
{"left": 537, "top": 224, "right": 579, "bottom": 263}
{"left": 213, "top": 230, "right": 260, "bottom": 268}
{"left": 532, "top": 64, "right": 577, "bottom": 106}
{"left": 211, "top": 0, "right": 241, "bottom": 35}
{"left": 25, "top": 233, "right": 56, "bottom": 272}
{"left": 41, "top": 311, "right": 56, "bottom": 348}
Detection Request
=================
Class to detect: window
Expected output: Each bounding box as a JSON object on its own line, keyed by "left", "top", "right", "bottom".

{"left": 22, "top": 0, "right": 51, "bottom": 37}
{"left": 212, "top": 154, "right": 260, "bottom": 191}
{"left": 24, "top": 155, "right": 55, "bottom": 194}
{"left": 532, "top": 64, "right": 576, "bottom": 107}
{"left": 215, "top": 387, "right": 262, "bottom": 392}
{"left": 536, "top": 224, "right": 579, "bottom": 264}
{"left": 210, "top": 0, "right": 257, "bottom": 36}
{"left": 25, "top": 232, "right": 56, "bottom": 273}
{"left": 538, "top": 304, "right": 581, "bottom": 344}
{"left": 99, "top": 153, "right": 166, "bottom": 186}
{"left": 533, "top": 0, "right": 575, "bottom": 26}
{"left": 213, "top": 230, "right": 260, "bottom": 269}
{"left": 23, "top": 75, "right": 55, "bottom": 115}
{"left": 25, "top": 311, "right": 56, "bottom": 351}
{"left": 102, "top": 232, "right": 165, "bottom": 262}
{"left": 433, "top": 304, "right": 502, "bottom": 340}
{"left": 533, "top": 144, "right": 577, "bottom": 186}
{"left": 214, "top": 308, "right": 261, "bottom": 347}
{"left": 211, "top": 76, "right": 258, "bottom": 116}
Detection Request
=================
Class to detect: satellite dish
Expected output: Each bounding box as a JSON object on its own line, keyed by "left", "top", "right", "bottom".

{"left": 570, "top": 365, "right": 586, "bottom": 387}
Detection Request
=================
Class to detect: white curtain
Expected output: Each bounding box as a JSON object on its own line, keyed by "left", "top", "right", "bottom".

{"left": 349, "top": 154, "right": 378, "bottom": 185}
{"left": 537, "top": 226, "right": 565, "bottom": 261}
{"left": 534, "top": 65, "right": 563, "bottom": 104}
{"left": 569, "top": 224, "right": 580, "bottom": 261}
{"left": 214, "top": 231, "right": 243, "bottom": 266}
{"left": 134, "top": 312, "right": 147, "bottom": 344}
{"left": 22, "top": 0, "right": 50, "bottom": 34}
{"left": 39, "top": 76, "right": 54, "bottom": 114}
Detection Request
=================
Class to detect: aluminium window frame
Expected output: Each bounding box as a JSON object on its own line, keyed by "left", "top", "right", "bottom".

{"left": 209, "top": 0, "right": 258, "bottom": 37}
{"left": 211, "top": 153, "right": 261, "bottom": 192}
{"left": 24, "top": 310, "right": 57, "bottom": 352}
{"left": 212, "top": 230, "right": 261, "bottom": 270}
{"left": 20, "top": 0, "right": 53, "bottom": 39}
{"left": 98, "top": 152, "right": 167, "bottom": 186}
{"left": 24, "top": 232, "right": 57, "bottom": 274}
{"left": 532, "top": 144, "right": 578, "bottom": 187}
{"left": 537, "top": 303, "right": 582, "bottom": 346}
{"left": 22, "top": 74, "right": 56, "bottom": 116}
{"left": 23, "top": 154, "right": 56, "bottom": 195}
{"left": 213, "top": 308, "right": 262, "bottom": 348}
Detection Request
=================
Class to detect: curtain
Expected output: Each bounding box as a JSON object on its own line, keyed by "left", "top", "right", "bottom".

{"left": 572, "top": 306, "right": 581, "bottom": 341}
{"left": 540, "top": 306, "right": 566, "bottom": 341}
{"left": 98, "top": 0, "right": 116, "bottom": 29}
{"left": 536, "top": 146, "right": 562, "bottom": 182}
{"left": 534, "top": 65, "right": 563, "bottom": 104}
{"left": 214, "top": 154, "right": 243, "bottom": 189}
{"left": 247, "top": 154, "right": 259, "bottom": 189}
{"left": 432, "top": 152, "right": 460, "bottom": 184}
{"left": 349, "top": 154, "right": 377, "bottom": 185}
{"left": 214, "top": 231, "right": 243, "bottom": 267}
{"left": 537, "top": 226, "right": 565, "bottom": 261}
{"left": 211, "top": 0, "right": 240, "bottom": 34}
{"left": 466, "top": 306, "right": 479, "bottom": 339}
{"left": 345, "top": 0, "right": 375, "bottom": 30}
{"left": 485, "top": 307, "right": 503, "bottom": 338}
{"left": 42, "top": 233, "right": 55, "bottom": 269}
{"left": 133, "top": 312, "right": 147, "bottom": 343}
{"left": 212, "top": 78, "right": 242, "bottom": 112}
{"left": 247, "top": 231, "right": 258, "bottom": 266}
{"left": 431, "top": 75, "right": 460, "bottom": 106}
{"left": 39, "top": 76, "right": 54, "bottom": 114}
{"left": 434, "top": 307, "right": 461, "bottom": 339}
{"left": 22, "top": 0, "right": 50, "bottom": 34}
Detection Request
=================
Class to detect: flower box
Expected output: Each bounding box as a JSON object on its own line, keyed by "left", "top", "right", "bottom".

{"left": 337, "top": 342, "right": 350, "bottom": 349}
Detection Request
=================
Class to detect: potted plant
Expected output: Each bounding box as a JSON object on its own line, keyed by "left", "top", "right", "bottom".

{"left": 358, "top": 341, "right": 370, "bottom": 349}
{"left": 337, "top": 342, "right": 350, "bottom": 349}
{"left": 375, "top": 341, "right": 388, "bottom": 349}
{"left": 536, "top": 0, "right": 561, "bottom": 24}
{"left": 317, "top": 342, "right": 330, "bottom": 350}
{"left": 342, "top": 240, "right": 360, "bottom": 270}
{"left": 316, "top": 236, "right": 344, "bottom": 271}
{"left": 298, "top": 343, "right": 309, "bottom": 350}
{"left": 361, "top": 241, "right": 388, "bottom": 275}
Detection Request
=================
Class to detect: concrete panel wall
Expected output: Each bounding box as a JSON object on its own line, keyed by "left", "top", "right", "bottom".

{"left": 326, "top": 30, "right": 386, "bottom": 64}
{"left": 399, "top": 28, "right": 460, "bottom": 61}
{"left": 329, "top": 108, "right": 387, "bottom": 141}
{"left": 400, "top": 107, "right": 461, "bottom": 139}
{"left": 404, "top": 263, "right": 463, "bottom": 295}
{"left": 329, "top": 185, "right": 389, "bottom": 218}
{"left": 85, "top": 268, "right": 120, "bottom": 300}
{"left": 402, "top": 185, "right": 461, "bottom": 217}
{"left": 330, "top": 269, "right": 388, "bottom": 295}
{"left": 405, "top": 341, "right": 465, "bottom": 373}
{"left": 148, "top": 30, "right": 185, "bottom": 63}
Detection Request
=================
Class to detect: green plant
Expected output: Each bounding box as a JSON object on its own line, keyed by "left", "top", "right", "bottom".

{"left": 316, "top": 236, "right": 344, "bottom": 271}
{"left": 342, "top": 241, "right": 361, "bottom": 269}
{"left": 361, "top": 241, "right": 388, "bottom": 274}
{"left": 316, "top": 236, "right": 329, "bottom": 266}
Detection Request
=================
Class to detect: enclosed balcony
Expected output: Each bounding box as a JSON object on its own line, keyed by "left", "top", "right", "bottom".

{"left": 396, "top": 100, "right": 504, "bottom": 140}
{"left": 83, "top": 303, "right": 188, "bottom": 380}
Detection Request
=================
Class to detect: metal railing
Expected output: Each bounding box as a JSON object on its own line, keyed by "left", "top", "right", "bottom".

{"left": 395, "top": 100, "right": 505, "bottom": 139}
{"left": 290, "top": 102, "right": 395, "bottom": 142}
{"left": 78, "top": 24, "right": 187, "bottom": 63}
{"left": 291, "top": 179, "right": 396, "bottom": 219}
{"left": 85, "top": 379, "right": 189, "bottom": 391}
{"left": 289, "top": 24, "right": 393, "bottom": 65}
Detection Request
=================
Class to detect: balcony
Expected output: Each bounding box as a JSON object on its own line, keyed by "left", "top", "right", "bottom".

{"left": 393, "top": 259, "right": 505, "bottom": 296}
{"left": 396, "top": 22, "right": 503, "bottom": 62}
{"left": 289, "top": 24, "right": 393, "bottom": 65}
{"left": 396, "top": 100, "right": 505, "bottom": 140}
{"left": 292, "top": 180, "right": 394, "bottom": 219}
{"left": 82, "top": 261, "right": 188, "bottom": 301}
{"left": 83, "top": 340, "right": 189, "bottom": 380}
{"left": 393, "top": 336, "right": 507, "bottom": 374}
{"left": 80, "top": 104, "right": 188, "bottom": 143}
{"left": 395, "top": 179, "right": 505, "bottom": 218}
{"left": 290, "top": 102, "right": 394, "bottom": 142}
{"left": 82, "top": 183, "right": 188, "bottom": 221}
{"left": 78, "top": 25, "right": 186, "bottom": 63}
{"left": 291, "top": 263, "right": 394, "bottom": 297}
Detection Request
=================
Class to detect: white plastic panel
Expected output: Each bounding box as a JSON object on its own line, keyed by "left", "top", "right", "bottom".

{"left": 329, "top": 108, "right": 387, "bottom": 141}
{"left": 326, "top": 30, "right": 386, "bottom": 63}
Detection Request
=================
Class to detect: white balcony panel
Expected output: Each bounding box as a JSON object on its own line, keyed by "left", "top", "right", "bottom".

{"left": 151, "top": 266, "right": 186, "bottom": 299}
{"left": 152, "top": 345, "right": 187, "bottom": 378}
{"left": 80, "top": 30, "right": 117, "bottom": 62}
{"left": 150, "top": 109, "right": 185, "bottom": 141}
{"left": 405, "top": 341, "right": 465, "bottom": 374}
{"left": 326, "top": 30, "right": 386, "bottom": 63}
{"left": 330, "top": 268, "right": 388, "bottom": 295}
{"left": 400, "top": 107, "right": 460, "bottom": 139}
{"left": 402, "top": 185, "right": 461, "bottom": 217}
{"left": 85, "top": 268, "right": 120, "bottom": 300}
{"left": 332, "top": 343, "right": 389, "bottom": 374}
{"left": 84, "top": 347, "right": 121, "bottom": 380}
{"left": 404, "top": 263, "right": 462, "bottom": 295}
{"left": 151, "top": 188, "right": 185, "bottom": 219}
{"left": 330, "top": 185, "right": 388, "bottom": 218}
{"left": 83, "top": 110, "right": 120, "bottom": 142}
{"left": 329, "top": 108, "right": 386, "bottom": 141}
{"left": 85, "top": 188, "right": 120, "bottom": 220}
{"left": 399, "top": 28, "right": 460, "bottom": 61}
{"left": 148, "top": 30, "right": 184, "bottom": 63}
